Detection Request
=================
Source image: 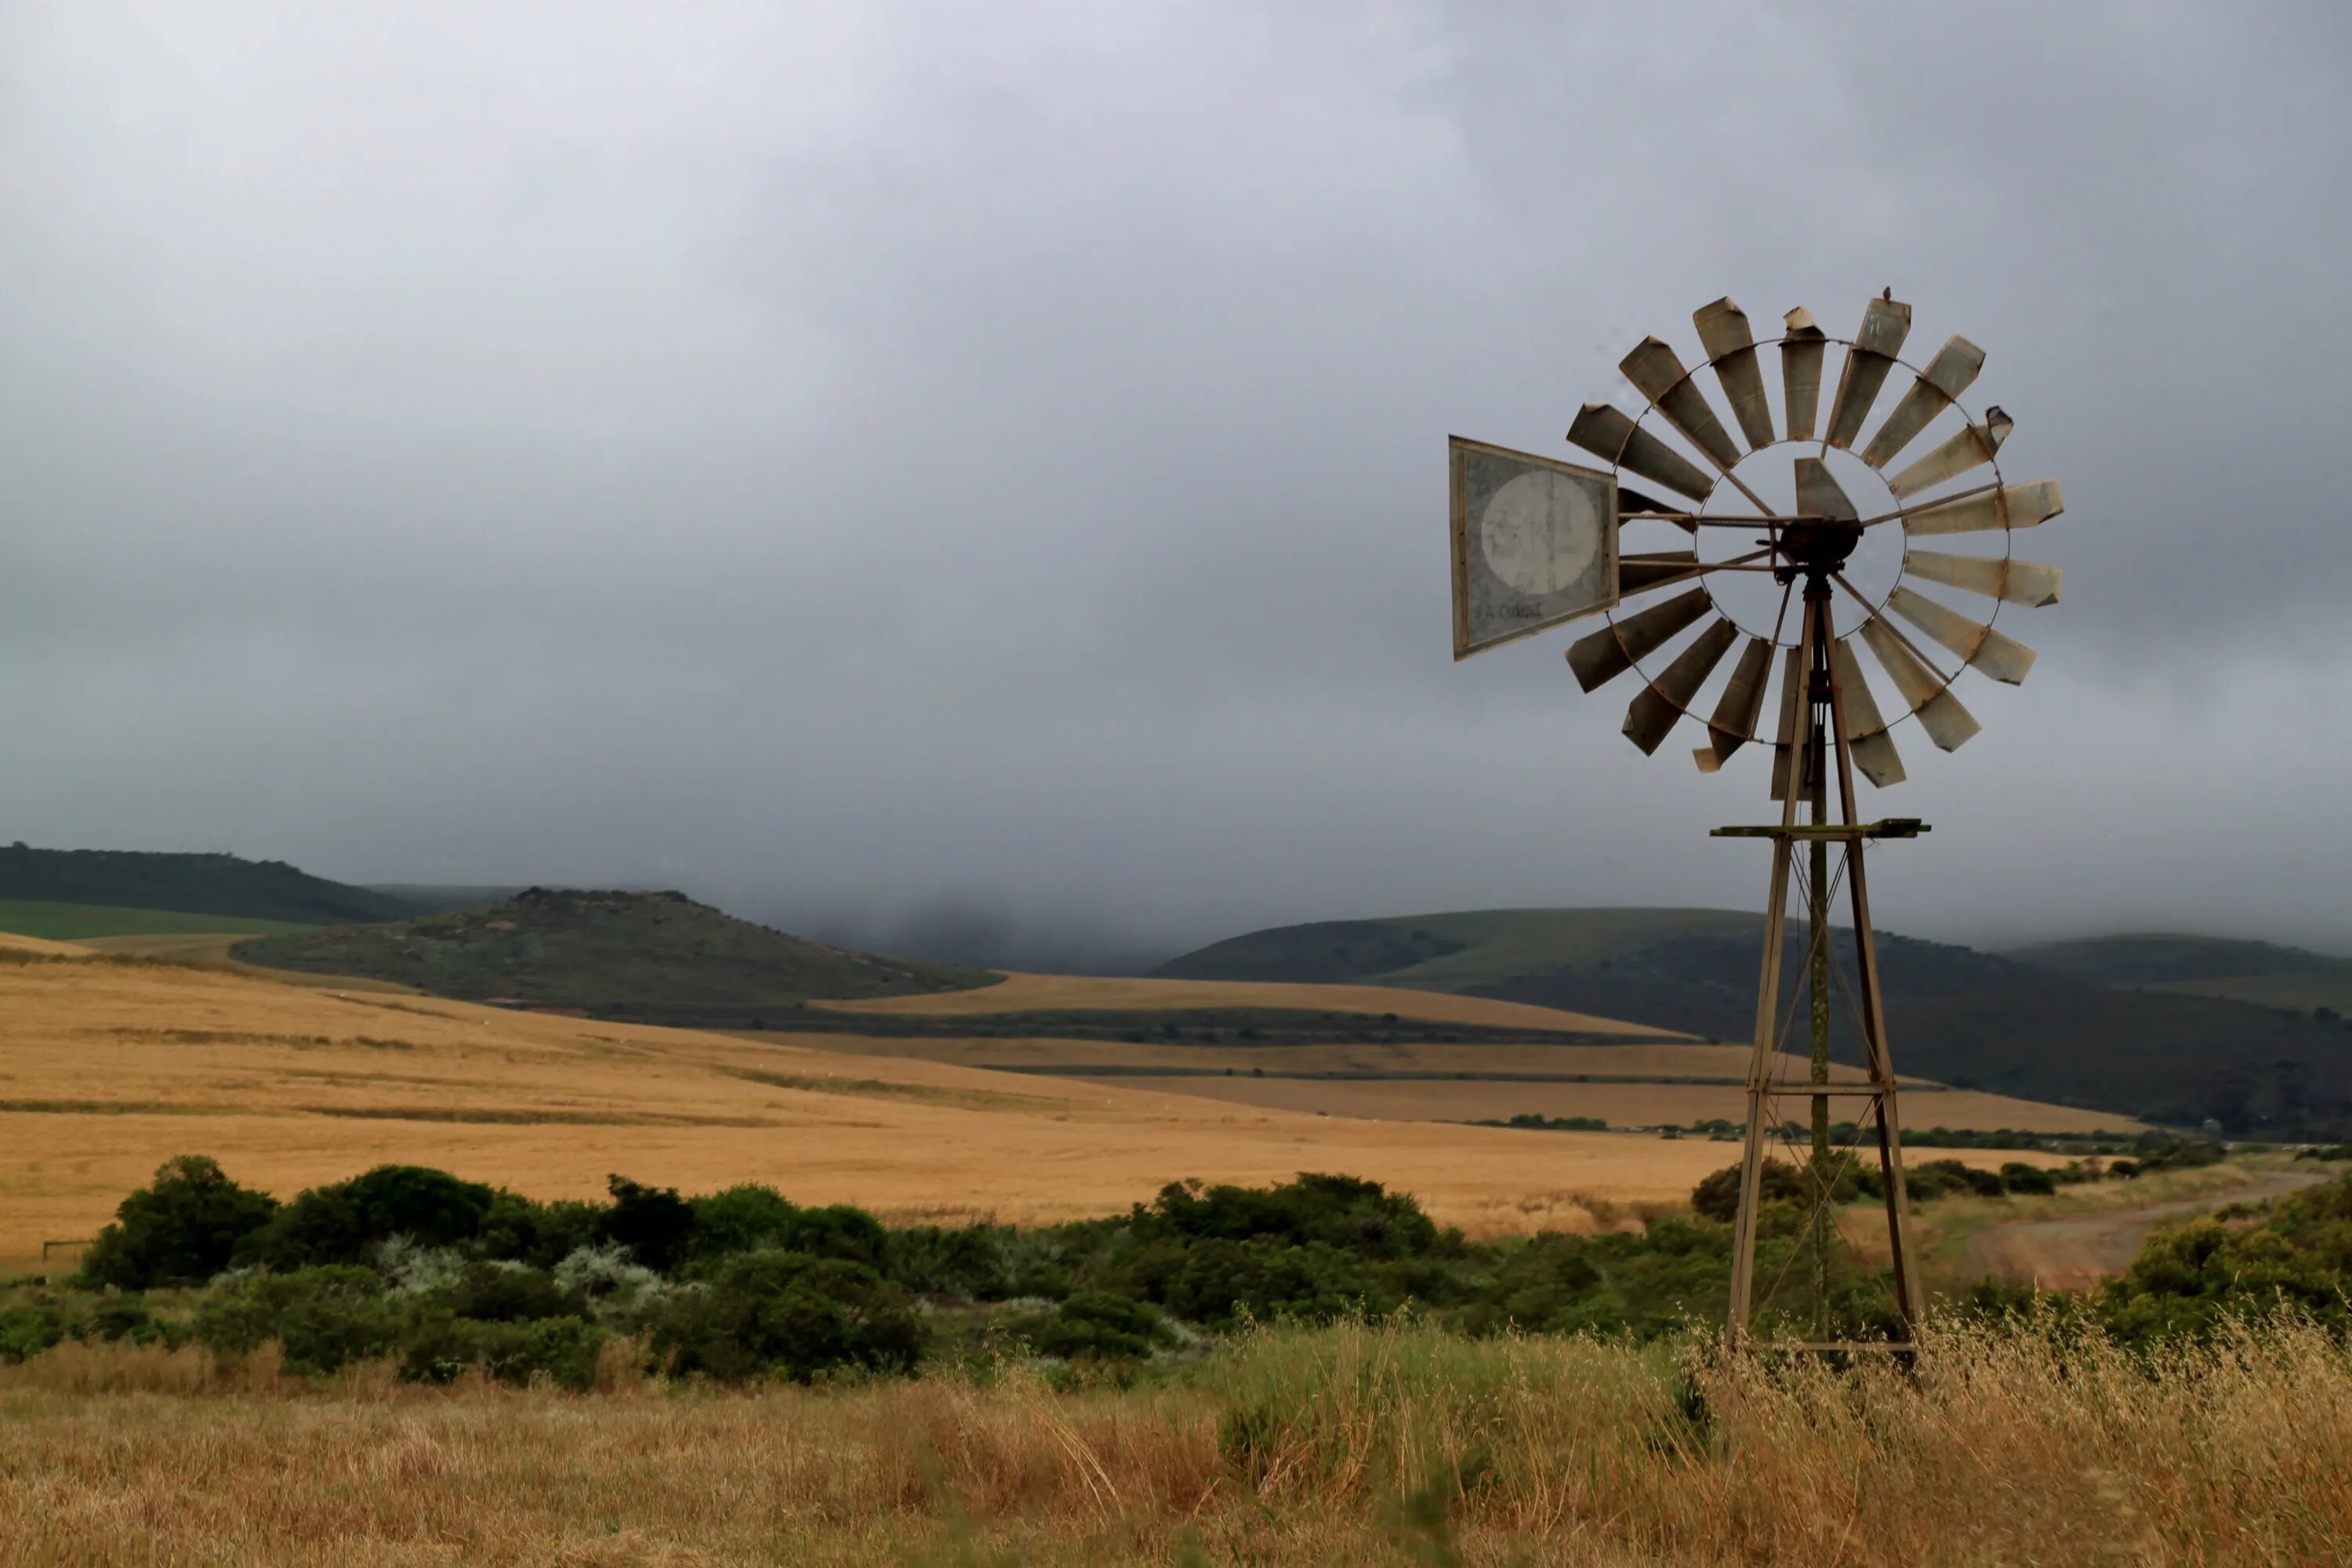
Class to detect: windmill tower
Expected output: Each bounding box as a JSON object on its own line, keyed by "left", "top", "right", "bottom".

{"left": 1450, "top": 293, "right": 2064, "bottom": 1351}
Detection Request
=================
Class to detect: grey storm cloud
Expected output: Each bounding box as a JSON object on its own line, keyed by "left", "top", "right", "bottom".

{"left": 1, "top": 1, "right": 2348, "bottom": 967}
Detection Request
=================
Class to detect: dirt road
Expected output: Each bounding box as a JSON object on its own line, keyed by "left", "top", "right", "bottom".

{"left": 1962, "top": 1171, "right": 2325, "bottom": 1290}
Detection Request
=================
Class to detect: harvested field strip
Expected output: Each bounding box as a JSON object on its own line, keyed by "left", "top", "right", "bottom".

{"left": 717, "top": 1065, "right": 1060, "bottom": 1110}
{"left": 826, "top": 969, "right": 1680, "bottom": 1036}
{"left": 762, "top": 1007, "right": 1676, "bottom": 1044}
{"left": 92, "top": 1027, "right": 419, "bottom": 1050}
{"left": 1091, "top": 1075, "right": 2135, "bottom": 1138}
{"left": 969, "top": 1064, "right": 1951, "bottom": 1087}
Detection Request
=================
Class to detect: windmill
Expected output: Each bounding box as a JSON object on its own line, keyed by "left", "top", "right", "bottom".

{"left": 1448, "top": 292, "right": 2064, "bottom": 1352}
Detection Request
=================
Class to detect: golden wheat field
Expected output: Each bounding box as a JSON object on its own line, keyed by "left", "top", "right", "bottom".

{"left": 0, "top": 942, "right": 2108, "bottom": 1270}
{"left": 821, "top": 970, "right": 1681, "bottom": 1035}
{"left": 2, "top": 1317, "right": 2347, "bottom": 1566}
{"left": 0, "top": 949, "right": 1768, "bottom": 1269}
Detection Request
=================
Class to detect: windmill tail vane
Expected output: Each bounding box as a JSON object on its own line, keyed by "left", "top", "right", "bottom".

{"left": 1448, "top": 292, "right": 2069, "bottom": 1356}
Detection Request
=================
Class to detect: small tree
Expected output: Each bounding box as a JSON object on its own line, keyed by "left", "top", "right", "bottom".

{"left": 602, "top": 1176, "right": 696, "bottom": 1272}
{"left": 78, "top": 1156, "right": 279, "bottom": 1290}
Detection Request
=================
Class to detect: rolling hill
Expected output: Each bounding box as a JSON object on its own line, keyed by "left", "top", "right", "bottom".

{"left": 232, "top": 887, "right": 1000, "bottom": 1025}
{"left": 0, "top": 845, "right": 422, "bottom": 927}
{"left": 1156, "top": 909, "right": 2352, "bottom": 1136}
{"left": 2009, "top": 933, "right": 2352, "bottom": 1015}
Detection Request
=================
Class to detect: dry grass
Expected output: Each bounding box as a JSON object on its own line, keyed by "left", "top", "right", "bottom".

{"left": 819, "top": 970, "right": 1683, "bottom": 1036}
{"left": 0, "top": 1317, "right": 2345, "bottom": 1565}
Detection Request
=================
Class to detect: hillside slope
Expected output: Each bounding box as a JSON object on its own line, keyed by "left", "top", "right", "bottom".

{"left": 2009, "top": 934, "right": 2350, "bottom": 988}
{"left": 1156, "top": 909, "right": 2352, "bottom": 1136}
{"left": 234, "top": 888, "right": 998, "bottom": 1025}
{"left": 0, "top": 844, "right": 419, "bottom": 926}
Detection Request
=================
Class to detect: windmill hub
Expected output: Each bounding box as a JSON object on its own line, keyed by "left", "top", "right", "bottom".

{"left": 1775, "top": 515, "right": 1863, "bottom": 575}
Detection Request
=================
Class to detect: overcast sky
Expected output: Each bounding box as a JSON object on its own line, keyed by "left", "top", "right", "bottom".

{"left": 2, "top": 2, "right": 2348, "bottom": 968}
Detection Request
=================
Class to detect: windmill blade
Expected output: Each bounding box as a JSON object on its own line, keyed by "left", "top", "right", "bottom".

{"left": 1769, "top": 644, "right": 1806, "bottom": 801}
{"left": 1566, "top": 587, "right": 1713, "bottom": 692}
{"left": 1693, "top": 298, "right": 1775, "bottom": 451}
{"left": 1620, "top": 338, "right": 1742, "bottom": 470}
{"left": 1780, "top": 307, "right": 1828, "bottom": 441}
{"left": 1620, "top": 550, "right": 1701, "bottom": 594}
{"left": 1624, "top": 617, "right": 1739, "bottom": 753}
{"left": 1886, "top": 408, "right": 2013, "bottom": 499}
{"left": 1857, "top": 615, "right": 1981, "bottom": 752}
{"left": 1887, "top": 584, "right": 2038, "bottom": 684}
{"left": 1795, "top": 456, "right": 1861, "bottom": 521}
{"left": 1694, "top": 636, "right": 1774, "bottom": 772}
{"left": 1567, "top": 403, "right": 1717, "bottom": 503}
{"left": 1824, "top": 295, "right": 1913, "bottom": 449}
{"left": 1904, "top": 479, "right": 2065, "bottom": 537}
{"left": 1617, "top": 485, "right": 1681, "bottom": 517}
{"left": 1831, "top": 637, "right": 1907, "bottom": 786}
{"left": 1902, "top": 548, "right": 2063, "bottom": 607}
{"left": 1859, "top": 335, "right": 1986, "bottom": 470}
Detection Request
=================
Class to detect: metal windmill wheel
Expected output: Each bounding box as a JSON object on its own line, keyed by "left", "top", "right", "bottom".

{"left": 1448, "top": 292, "right": 2068, "bottom": 1354}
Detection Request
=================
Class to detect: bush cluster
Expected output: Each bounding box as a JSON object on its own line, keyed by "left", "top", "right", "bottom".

{"left": 26, "top": 1154, "right": 2348, "bottom": 1386}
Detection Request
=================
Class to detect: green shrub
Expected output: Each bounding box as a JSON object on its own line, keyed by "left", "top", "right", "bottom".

{"left": 472, "top": 1192, "right": 604, "bottom": 1268}
{"left": 78, "top": 1156, "right": 280, "bottom": 1289}
{"left": 438, "top": 1261, "right": 586, "bottom": 1323}
{"left": 601, "top": 1176, "right": 696, "bottom": 1272}
{"left": 684, "top": 1184, "right": 797, "bottom": 1258}
{"left": 1691, "top": 1160, "right": 1802, "bottom": 1222}
{"left": 1134, "top": 1174, "right": 1449, "bottom": 1261}
{"left": 886, "top": 1223, "right": 1041, "bottom": 1300}
{"left": 1124, "top": 1236, "right": 1388, "bottom": 1327}
{"left": 0, "top": 1304, "right": 67, "bottom": 1363}
{"left": 1012, "top": 1291, "right": 1170, "bottom": 1360}
{"left": 1907, "top": 1160, "right": 2005, "bottom": 1200}
{"left": 194, "top": 1265, "right": 403, "bottom": 1374}
{"left": 83, "top": 1297, "right": 158, "bottom": 1345}
{"left": 399, "top": 1311, "right": 607, "bottom": 1389}
{"left": 1999, "top": 1162, "right": 2059, "bottom": 1196}
{"left": 1449, "top": 1221, "right": 1732, "bottom": 1340}
{"left": 645, "top": 1250, "right": 924, "bottom": 1383}
{"left": 2099, "top": 1172, "right": 2352, "bottom": 1344}
{"left": 240, "top": 1166, "right": 496, "bottom": 1269}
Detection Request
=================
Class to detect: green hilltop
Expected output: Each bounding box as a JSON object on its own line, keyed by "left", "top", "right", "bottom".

{"left": 0, "top": 844, "right": 422, "bottom": 927}
{"left": 1156, "top": 908, "right": 2352, "bottom": 1138}
{"left": 234, "top": 887, "right": 1000, "bottom": 1025}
